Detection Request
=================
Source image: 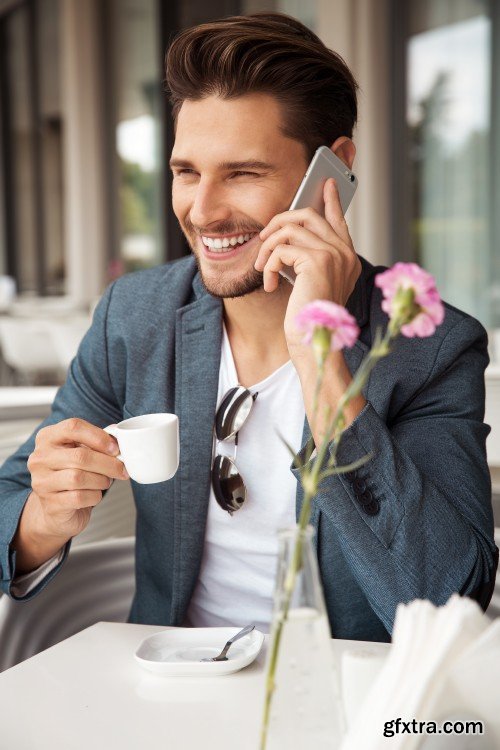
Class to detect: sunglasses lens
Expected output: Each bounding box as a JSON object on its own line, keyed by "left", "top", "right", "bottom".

{"left": 215, "top": 386, "right": 254, "bottom": 441}
{"left": 212, "top": 455, "right": 246, "bottom": 514}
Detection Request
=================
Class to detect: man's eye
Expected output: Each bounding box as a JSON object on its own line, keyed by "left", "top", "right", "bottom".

{"left": 170, "top": 169, "right": 198, "bottom": 178}
{"left": 173, "top": 170, "right": 259, "bottom": 177}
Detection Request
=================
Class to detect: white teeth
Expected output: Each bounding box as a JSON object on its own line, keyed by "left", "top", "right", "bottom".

{"left": 201, "top": 232, "right": 256, "bottom": 251}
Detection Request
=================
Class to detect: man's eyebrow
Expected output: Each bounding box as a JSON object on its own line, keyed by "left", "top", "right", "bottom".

{"left": 169, "top": 158, "right": 276, "bottom": 171}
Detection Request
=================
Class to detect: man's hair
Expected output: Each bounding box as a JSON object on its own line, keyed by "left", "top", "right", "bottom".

{"left": 164, "top": 11, "right": 359, "bottom": 161}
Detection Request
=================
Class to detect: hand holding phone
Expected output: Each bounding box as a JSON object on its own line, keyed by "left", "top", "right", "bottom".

{"left": 279, "top": 146, "right": 358, "bottom": 285}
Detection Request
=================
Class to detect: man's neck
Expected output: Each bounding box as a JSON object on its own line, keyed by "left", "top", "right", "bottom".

{"left": 222, "top": 281, "right": 292, "bottom": 356}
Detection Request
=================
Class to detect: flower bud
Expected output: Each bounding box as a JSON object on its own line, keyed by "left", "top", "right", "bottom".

{"left": 312, "top": 326, "right": 332, "bottom": 367}
{"left": 389, "top": 287, "right": 421, "bottom": 336}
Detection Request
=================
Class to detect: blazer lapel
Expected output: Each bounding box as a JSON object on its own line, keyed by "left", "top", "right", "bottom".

{"left": 170, "top": 282, "right": 223, "bottom": 623}
{"left": 170, "top": 257, "right": 374, "bottom": 616}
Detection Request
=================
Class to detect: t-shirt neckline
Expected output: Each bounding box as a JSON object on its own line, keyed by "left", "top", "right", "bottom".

{"left": 222, "top": 322, "right": 293, "bottom": 392}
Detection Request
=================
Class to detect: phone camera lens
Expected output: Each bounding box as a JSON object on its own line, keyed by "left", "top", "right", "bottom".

{"left": 349, "top": 174, "right": 355, "bottom": 182}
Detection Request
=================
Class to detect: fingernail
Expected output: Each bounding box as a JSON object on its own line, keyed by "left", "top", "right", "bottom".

{"left": 108, "top": 441, "right": 118, "bottom": 454}
{"left": 122, "top": 467, "right": 130, "bottom": 479}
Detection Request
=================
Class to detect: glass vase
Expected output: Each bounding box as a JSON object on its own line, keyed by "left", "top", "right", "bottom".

{"left": 262, "top": 525, "right": 345, "bottom": 750}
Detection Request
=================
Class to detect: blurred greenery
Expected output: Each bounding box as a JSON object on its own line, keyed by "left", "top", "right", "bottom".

{"left": 408, "top": 70, "right": 495, "bottom": 326}
{"left": 119, "top": 158, "right": 156, "bottom": 235}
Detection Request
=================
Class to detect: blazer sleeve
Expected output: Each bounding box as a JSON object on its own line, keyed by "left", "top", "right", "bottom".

{"left": 291, "top": 315, "right": 498, "bottom": 634}
{"left": 0, "top": 281, "right": 122, "bottom": 600}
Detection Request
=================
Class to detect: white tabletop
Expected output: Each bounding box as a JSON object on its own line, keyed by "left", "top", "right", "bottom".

{"left": 0, "top": 622, "right": 389, "bottom": 749}
{"left": 0, "top": 386, "right": 57, "bottom": 420}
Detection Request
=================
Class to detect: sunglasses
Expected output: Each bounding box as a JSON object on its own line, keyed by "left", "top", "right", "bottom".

{"left": 211, "top": 386, "right": 258, "bottom": 515}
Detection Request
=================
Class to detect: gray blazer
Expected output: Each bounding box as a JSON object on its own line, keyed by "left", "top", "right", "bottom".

{"left": 0, "top": 255, "right": 497, "bottom": 642}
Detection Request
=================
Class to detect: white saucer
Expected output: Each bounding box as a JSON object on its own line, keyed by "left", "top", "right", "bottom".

{"left": 134, "top": 626, "right": 265, "bottom": 676}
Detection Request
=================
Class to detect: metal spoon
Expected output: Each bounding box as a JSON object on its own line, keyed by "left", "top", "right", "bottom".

{"left": 201, "top": 624, "right": 256, "bottom": 662}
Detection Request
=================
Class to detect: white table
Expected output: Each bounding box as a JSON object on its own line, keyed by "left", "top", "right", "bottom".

{"left": 0, "top": 622, "right": 389, "bottom": 749}
{"left": 0, "top": 386, "right": 57, "bottom": 420}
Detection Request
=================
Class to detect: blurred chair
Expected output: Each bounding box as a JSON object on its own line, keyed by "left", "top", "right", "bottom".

{"left": 73, "top": 479, "right": 136, "bottom": 546}
{"left": 0, "top": 315, "right": 91, "bottom": 384}
{"left": 0, "top": 319, "right": 62, "bottom": 384}
{"left": 42, "top": 316, "right": 91, "bottom": 370}
{"left": 0, "top": 276, "right": 16, "bottom": 313}
{"left": 8, "top": 295, "right": 86, "bottom": 319}
{"left": 0, "top": 537, "right": 135, "bottom": 672}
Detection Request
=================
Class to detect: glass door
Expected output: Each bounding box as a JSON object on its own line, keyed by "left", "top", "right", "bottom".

{"left": 397, "top": 0, "right": 499, "bottom": 348}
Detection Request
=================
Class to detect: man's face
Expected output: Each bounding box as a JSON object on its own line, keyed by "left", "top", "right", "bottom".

{"left": 170, "top": 93, "right": 309, "bottom": 298}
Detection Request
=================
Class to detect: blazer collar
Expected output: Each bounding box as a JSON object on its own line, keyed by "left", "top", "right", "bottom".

{"left": 345, "top": 255, "right": 372, "bottom": 330}
{"left": 171, "top": 289, "right": 222, "bottom": 623}
{"left": 192, "top": 269, "right": 210, "bottom": 302}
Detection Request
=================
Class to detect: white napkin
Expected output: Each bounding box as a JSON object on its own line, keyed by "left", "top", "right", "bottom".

{"left": 341, "top": 594, "right": 500, "bottom": 749}
{"left": 341, "top": 647, "right": 388, "bottom": 727}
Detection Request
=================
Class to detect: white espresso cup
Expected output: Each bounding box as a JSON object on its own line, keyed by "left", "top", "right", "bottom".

{"left": 104, "top": 413, "right": 179, "bottom": 484}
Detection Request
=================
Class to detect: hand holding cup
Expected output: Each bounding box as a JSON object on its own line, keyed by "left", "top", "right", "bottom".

{"left": 26, "top": 417, "right": 129, "bottom": 541}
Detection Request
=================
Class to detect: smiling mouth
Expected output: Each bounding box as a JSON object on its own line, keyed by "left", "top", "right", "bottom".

{"left": 200, "top": 232, "right": 259, "bottom": 253}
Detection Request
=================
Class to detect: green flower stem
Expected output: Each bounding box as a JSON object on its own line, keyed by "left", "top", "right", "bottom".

{"left": 260, "top": 322, "right": 402, "bottom": 750}
{"left": 311, "top": 360, "right": 325, "bottom": 448}
{"left": 325, "top": 327, "right": 394, "bottom": 470}
{"left": 260, "top": 357, "right": 326, "bottom": 750}
{"left": 260, "top": 490, "right": 315, "bottom": 750}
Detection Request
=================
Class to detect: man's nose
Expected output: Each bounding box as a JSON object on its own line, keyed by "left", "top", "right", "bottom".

{"left": 189, "top": 180, "right": 232, "bottom": 229}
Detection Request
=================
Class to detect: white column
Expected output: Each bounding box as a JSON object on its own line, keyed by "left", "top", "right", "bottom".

{"left": 60, "top": 0, "right": 108, "bottom": 304}
{"left": 317, "top": 0, "right": 391, "bottom": 266}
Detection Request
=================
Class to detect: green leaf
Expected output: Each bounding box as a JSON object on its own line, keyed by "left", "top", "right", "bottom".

{"left": 319, "top": 452, "right": 374, "bottom": 482}
{"left": 275, "top": 429, "right": 305, "bottom": 472}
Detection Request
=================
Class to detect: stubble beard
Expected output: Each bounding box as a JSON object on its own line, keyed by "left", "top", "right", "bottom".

{"left": 185, "top": 231, "right": 265, "bottom": 299}
{"left": 193, "top": 253, "right": 265, "bottom": 299}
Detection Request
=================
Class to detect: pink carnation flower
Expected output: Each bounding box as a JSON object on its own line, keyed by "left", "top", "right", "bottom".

{"left": 375, "top": 262, "right": 445, "bottom": 338}
{"left": 295, "top": 300, "right": 360, "bottom": 351}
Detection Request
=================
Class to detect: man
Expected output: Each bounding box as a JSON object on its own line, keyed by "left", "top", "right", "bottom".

{"left": 0, "top": 12, "right": 497, "bottom": 642}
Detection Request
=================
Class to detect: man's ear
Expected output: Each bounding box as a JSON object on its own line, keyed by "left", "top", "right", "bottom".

{"left": 329, "top": 137, "right": 356, "bottom": 170}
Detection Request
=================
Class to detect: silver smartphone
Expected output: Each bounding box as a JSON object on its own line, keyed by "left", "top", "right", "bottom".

{"left": 279, "top": 146, "right": 358, "bottom": 285}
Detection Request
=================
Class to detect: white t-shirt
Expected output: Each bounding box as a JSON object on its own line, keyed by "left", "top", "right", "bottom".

{"left": 184, "top": 324, "right": 305, "bottom": 632}
{"left": 14, "top": 325, "right": 306, "bottom": 632}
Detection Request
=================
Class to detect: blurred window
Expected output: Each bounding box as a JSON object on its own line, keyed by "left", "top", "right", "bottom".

{"left": 108, "top": 0, "right": 164, "bottom": 274}
{"left": 0, "top": 0, "right": 64, "bottom": 295}
{"left": 403, "top": 0, "right": 499, "bottom": 343}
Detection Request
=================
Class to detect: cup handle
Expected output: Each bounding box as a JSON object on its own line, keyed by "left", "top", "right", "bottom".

{"left": 103, "top": 424, "right": 124, "bottom": 463}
